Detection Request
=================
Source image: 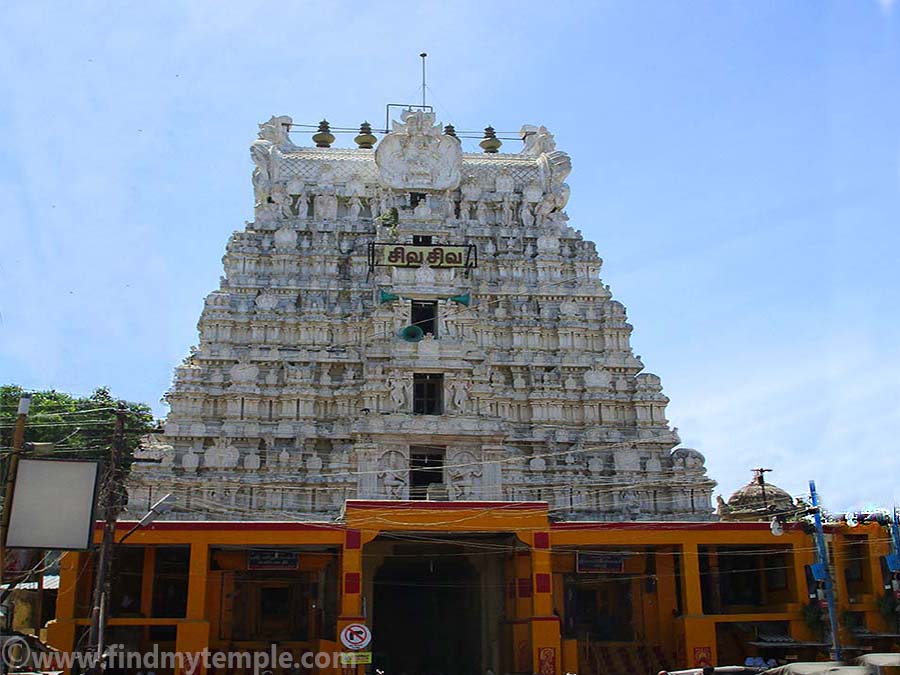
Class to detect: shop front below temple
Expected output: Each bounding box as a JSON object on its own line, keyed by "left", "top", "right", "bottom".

{"left": 44, "top": 503, "right": 895, "bottom": 675}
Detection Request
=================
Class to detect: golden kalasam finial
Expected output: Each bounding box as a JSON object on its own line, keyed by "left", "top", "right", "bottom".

{"left": 480, "top": 126, "right": 501, "bottom": 153}
{"left": 354, "top": 122, "right": 377, "bottom": 149}
{"left": 312, "top": 120, "right": 335, "bottom": 148}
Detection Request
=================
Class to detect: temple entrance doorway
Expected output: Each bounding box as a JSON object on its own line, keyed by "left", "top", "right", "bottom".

{"left": 372, "top": 549, "right": 482, "bottom": 675}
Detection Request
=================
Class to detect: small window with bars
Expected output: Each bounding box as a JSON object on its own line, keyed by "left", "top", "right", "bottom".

{"left": 413, "top": 373, "right": 443, "bottom": 414}
{"left": 410, "top": 300, "right": 438, "bottom": 337}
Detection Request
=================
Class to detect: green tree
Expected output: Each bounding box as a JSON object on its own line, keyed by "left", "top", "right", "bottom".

{"left": 0, "top": 385, "right": 157, "bottom": 470}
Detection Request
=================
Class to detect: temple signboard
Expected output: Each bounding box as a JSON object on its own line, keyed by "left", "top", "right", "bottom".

{"left": 368, "top": 243, "right": 477, "bottom": 271}
{"left": 576, "top": 551, "right": 626, "bottom": 573}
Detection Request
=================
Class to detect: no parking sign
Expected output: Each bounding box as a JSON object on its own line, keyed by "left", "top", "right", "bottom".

{"left": 340, "top": 623, "right": 372, "bottom": 651}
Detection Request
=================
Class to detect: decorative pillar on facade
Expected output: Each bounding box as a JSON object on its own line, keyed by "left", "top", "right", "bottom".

{"left": 655, "top": 548, "right": 679, "bottom": 661}
{"left": 512, "top": 551, "right": 533, "bottom": 674}
{"left": 680, "top": 542, "right": 716, "bottom": 667}
{"left": 530, "top": 531, "right": 561, "bottom": 675}
{"left": 44, "top": 551, "right": 82, "bottom": 652}
{"left": 140, "top": 547, "right": 156, "bottom": 619}
{"left": 481, "top": 445, "right": 505, "bottom": 500}
{"left": 790, "top": 537, "right": 818, "bottom": 642}
{"left": 338, "top": 529, "right": 365, "bottom": 675}
{"left": 339, "top": 529, "right": 363, "bottom": 620}
{"left": 707, "top": 547, "right": 723, "bottom": 613}
{"left": 354, "top": 444, "right": 379, "bottom": 499}
{"left": 175, "top": 543, "right": 210, "bottom": 675}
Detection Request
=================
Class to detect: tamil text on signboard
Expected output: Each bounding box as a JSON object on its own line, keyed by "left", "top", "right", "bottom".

{"left": 369, "top": 243, "right": 476, "bottom": 270}
{"left": 248, "top": 549, "right": 300, "bottom": 570}
{"left": 576, "top": 551, "right": 626, "bottom": 574}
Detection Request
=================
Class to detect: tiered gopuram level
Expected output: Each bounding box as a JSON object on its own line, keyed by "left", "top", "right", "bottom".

{"left": 129, "top": 111, "right": 715, "bottom": 520}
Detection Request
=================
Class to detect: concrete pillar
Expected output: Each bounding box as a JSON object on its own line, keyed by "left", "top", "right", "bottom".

{"left": 707, "top": 547, "right": 722, "bottom": 613}
{"left": 682, "top": 543, "right": 704, "bottom": 616}
{"left": 140, "top": 547, "right": 156, "bottom": 618}
{"left": 656, "top": 548, "right": 678, "bottom": 662}
{"left": 44, "top": 551, "right": 81, "bottom": 653}
{"left": 682, "top": 618, "right": 717, "bottom": 668}
{"left": 481, "top": 445, "right": 505, "bottom": 500}
{"left": 175, "top": 543, "right": 210, "bottom": 675}
{"left": 512, "top": 552, "right": 533, "bottom": 673}
{"left": 338, "top": 529, "right": 365, "bottom": 675}
{"left": 354, "top": 444, "right": 379, "bottom": 498}
{"left": 530, "top": 532, "right": 560, "bottom": 675}
{"left": 681, "top": 544, "right": 714, "bottom": 667}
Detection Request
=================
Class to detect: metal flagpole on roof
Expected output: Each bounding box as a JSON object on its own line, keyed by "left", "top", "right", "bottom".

{"left": 420, "top": 52, "right": 427, "bottom": 108}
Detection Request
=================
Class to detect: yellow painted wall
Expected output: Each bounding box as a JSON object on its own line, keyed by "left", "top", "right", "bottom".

{"left": 45, "top": 507, "right": 899, "bottom": 674}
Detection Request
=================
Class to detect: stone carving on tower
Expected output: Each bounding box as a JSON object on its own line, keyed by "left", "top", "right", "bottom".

{"left": 128, "top": 109, "right": 716, "bottom": 521}
{"left": 374, "top": 110, "right": 462, "bottom": 190}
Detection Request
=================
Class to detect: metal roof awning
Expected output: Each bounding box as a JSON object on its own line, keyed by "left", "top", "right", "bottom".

{"left": 749, "top": 632, "right": 828, "bottom": 649}
{"left": 852, "top": 628, "right": 900, "bottom": 640}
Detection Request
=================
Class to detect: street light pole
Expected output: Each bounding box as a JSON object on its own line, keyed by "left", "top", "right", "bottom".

{"left": 0, "top": 395, "right": 31, "bottom": 675}
{"left": 0, "top": 394, "right": 32, "bottom": 582}
{"left": 809, "top": 480, "right": 842, "bottom": 661}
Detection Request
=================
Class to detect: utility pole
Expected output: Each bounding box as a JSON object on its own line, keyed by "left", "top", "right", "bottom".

{"left": 0, "top": 394, "right": 32, "bottom": 588}
{"left": 87, "top": 403, "right": 127, "bottom": 671}
{"left": 809, "top": 480, "right": 842, "bottom": 661}
{"left": 0, "top": 394, "right": 31, "bottom": 675}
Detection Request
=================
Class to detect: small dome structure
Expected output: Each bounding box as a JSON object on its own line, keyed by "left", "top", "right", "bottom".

{"left": 718, "top": 469, "right": 795, "bottom": 521}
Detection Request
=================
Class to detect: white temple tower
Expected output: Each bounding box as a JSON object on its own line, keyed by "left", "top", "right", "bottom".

{"left": 129, "top": 111, "right": 716, "bottom": 521}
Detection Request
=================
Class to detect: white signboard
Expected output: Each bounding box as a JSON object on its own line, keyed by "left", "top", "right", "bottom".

{"left": 6, "top": 459, "right": 100, "bottom": 550}
{"left": 340, "top": 623, "right": 372, "bottom": 651}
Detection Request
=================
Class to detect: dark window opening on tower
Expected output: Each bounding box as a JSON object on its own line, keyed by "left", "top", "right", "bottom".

{"left": 409, "top": 192, "right": 426, "bottom": 208}
{"left": 413, "top": 373, "right": 443, "bottom": 414}
{"left": 409, "top": 446, "right": 444, "bottom": 499}
{"left": 412, "top": 235, "right": 433, "bottom": 246}
{"left": 411, "top": 301, "right": 438, "bottom": 337}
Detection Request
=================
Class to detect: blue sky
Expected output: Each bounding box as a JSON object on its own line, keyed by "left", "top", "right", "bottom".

{"left": 1, "top": 1, "right": 898, "bottom": 513}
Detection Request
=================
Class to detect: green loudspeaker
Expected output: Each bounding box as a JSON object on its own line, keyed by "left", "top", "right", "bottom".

{"left": 398, "top": 325, "right": 425, "bottom": 342}
{"left": 449, "top": 292, "right": 470, "bottom": 306}
{"left": 380, "top": 289, "right": 400, "bottom": 304}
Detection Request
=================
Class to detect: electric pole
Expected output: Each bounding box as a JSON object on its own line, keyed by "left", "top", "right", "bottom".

{"left": 87, "top": 403, "right": 127, "bottom": 671}
{"left": 809, "top": 480, "right": 842, "bottom": 661}
{"left": 0, "top": 394, "right": 32, "bottom": 588}
{"left": 0, "top": 394, "right": 31, "bottom": 675}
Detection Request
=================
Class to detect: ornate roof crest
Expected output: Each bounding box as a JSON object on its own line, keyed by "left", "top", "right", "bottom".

{"left": 374, "top": 110, "right": 462, "bottom": 191}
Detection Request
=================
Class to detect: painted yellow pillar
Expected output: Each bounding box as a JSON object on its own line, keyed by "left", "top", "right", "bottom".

{"left": 656, "top": 549, "right": 678, "bottom": 661}
{"left": 530, "top": 533, "right": 560, "bottom": 675}
{"left": 791, "top": 540, "right": 817, "bottom": 641}
{"left": 681, "top": 543, "right": 704, "bottom": 616}
{"left": 865, "top": 528, "right": 891, "bottom": 631}
{"left": 140, "top": 547, "right": 155, "bottom": 618}
{"left": 682, "top": 618, "right": 717, "bottom": 668}
{"left": 512, "top": 551, "right": 533, "bottom": 674}
{"left": 45, "top": 551, "right": 81, "bottom": 653}
{"left": 680, "top": 544, "right": 715, "bottom": 666}
{"left": 832, "top": 535, "right": 849, "bottom": 605}
{"left": 175, "top": 543, "right": 209, "bottom": 675}
{"left": 337, "top": 530, "right": 365, "bottom": 675}
{"left": 339, "top": 537, "right": 362, "bottom": 619}
{"left": 140, "top": 546, "right": 155, "bottom": 646}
